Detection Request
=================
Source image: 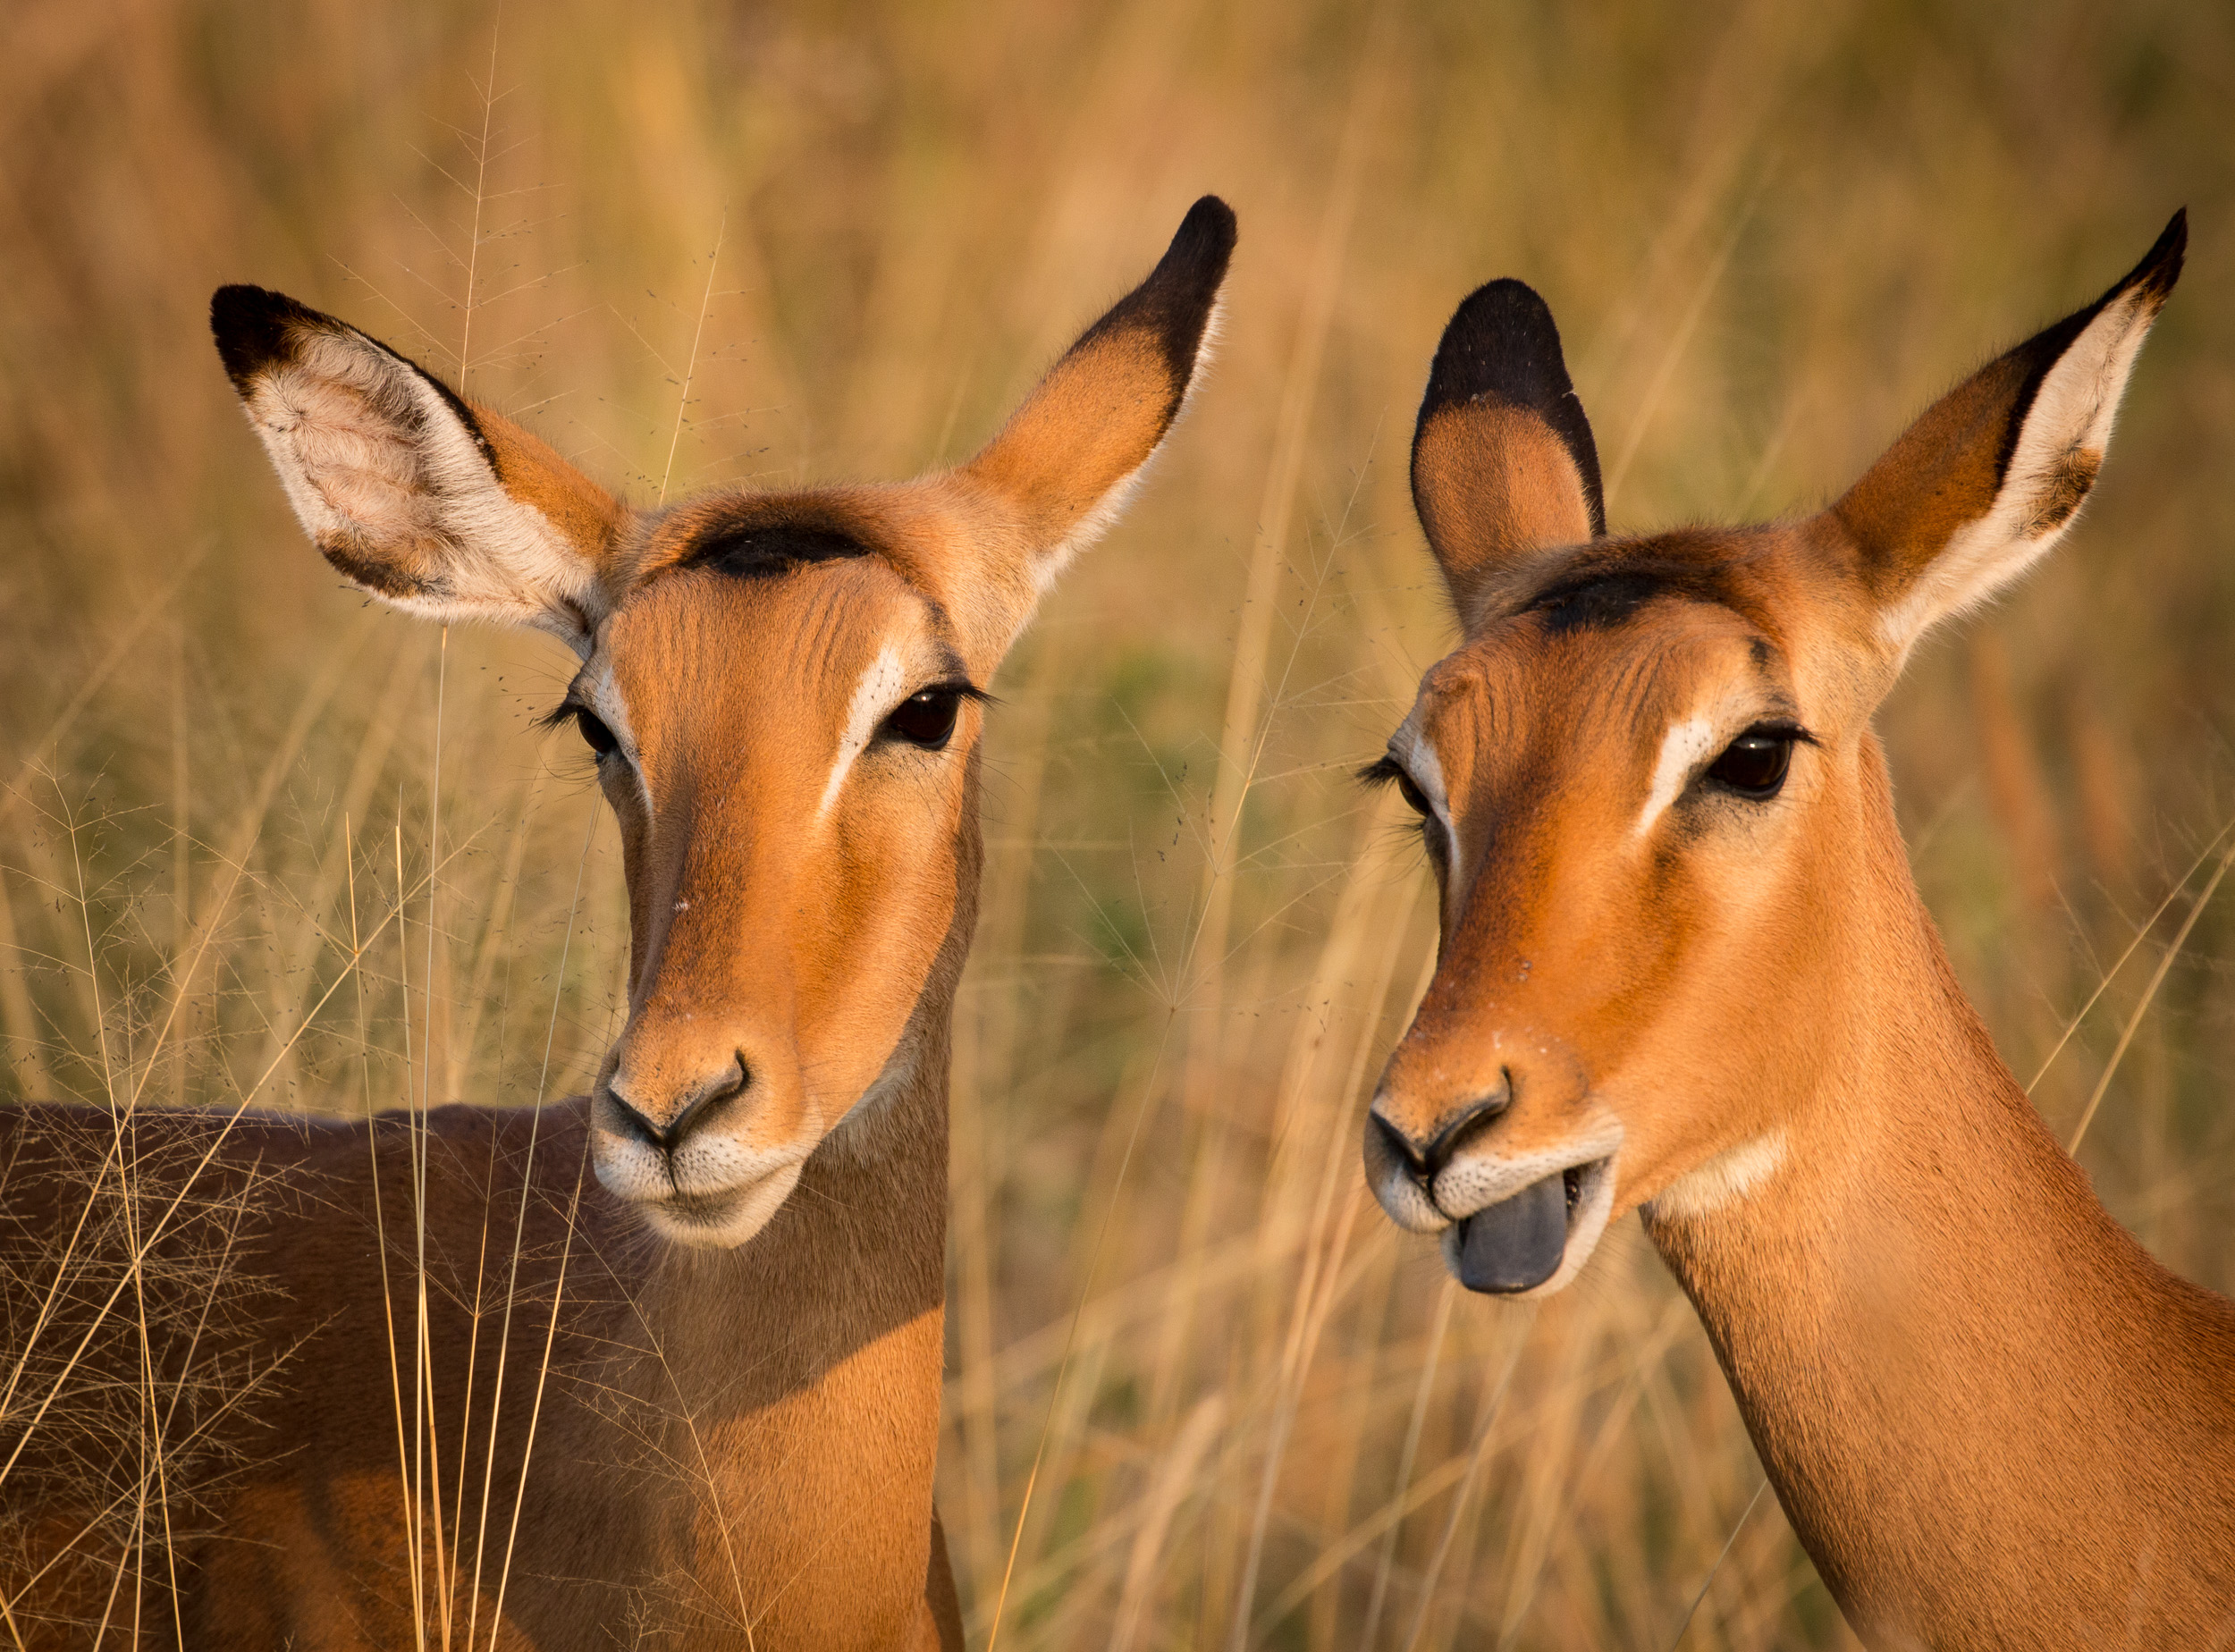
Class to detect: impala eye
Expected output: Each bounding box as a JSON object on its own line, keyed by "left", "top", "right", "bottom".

{"left": 884, "top": 688, "right": 962, "bottom": 750}
{"left": 1362, "top": 755, "right": 1437, "bottom": 821}
{"left": 1706, "top": 727, "right": 1795, "bottom": 799}
{"left": 574, "top": 708, "right": 619, "bottom": 758}
{"left": 1393, "top": 770, "right": 1432, "bottom": 818}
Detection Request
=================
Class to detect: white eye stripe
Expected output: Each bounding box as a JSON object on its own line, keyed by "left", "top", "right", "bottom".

{"left": 574, "top": 656, "right": 654, "bottom": 820}
{"left": 1391, "top": 717, "right": 1461, "bottom": 889}
{"left": 1390, "top": 721, "right": 1451, "bottom": 817}
{"left": 1636, "top": 714, "right": 1720, "bottom": 839}
{"left": 1635, "top": 694, "right": 1798, "bottom": 839}
{"left": 817, "top": 643, "right": 909, "bottom": 821}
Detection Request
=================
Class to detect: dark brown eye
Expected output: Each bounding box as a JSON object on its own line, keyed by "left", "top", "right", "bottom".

{"left": 884, "top": 688, "right": 962, "bottom": 750}
{"left": 574, "top": 708, "right": 619, "bottom": 757}
{"left": 1706, "top": 729, "right": 1793, "bottom": 799}
{"left": 1394, "top": 770, "right": 1432, "bottom": 818}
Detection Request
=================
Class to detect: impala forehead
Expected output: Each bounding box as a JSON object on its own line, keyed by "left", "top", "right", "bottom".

{"left": 588, "top": 560, "right": 963, "bottom": 768}
{"left": 1403, "top": 601, "right": 1797, "bottom": 814}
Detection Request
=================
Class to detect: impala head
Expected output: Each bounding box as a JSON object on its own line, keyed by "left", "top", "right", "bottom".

{"left": 1365, "top": 213, "right": 2185, "bottom": 1296}
{"left": 215, "top": 198, "right": 1236, "bottom": 1248}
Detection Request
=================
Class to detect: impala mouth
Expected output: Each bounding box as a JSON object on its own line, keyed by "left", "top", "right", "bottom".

{"left": 589, "top": 1105, "right": 813, "bottom": 1251}
{"left": 1443, "top": 1154, "right": 1615, "bottom": 1296}
{"left": 628, "top": 1159, "right": 806, "bottom": 1249}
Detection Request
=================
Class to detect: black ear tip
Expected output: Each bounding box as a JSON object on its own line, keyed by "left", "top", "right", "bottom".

{"left": 1157, "top": 195, "right": 1239, "bottom": 291}
{"left": 210, "top": 284, "right": 324, "bottom": 391}
{"left": 1443, "top": 278, "right": 1556, "bottom": 344}
{"left": 1421, "top": 278, "right": 1568, "bottom": 420}
{"left": 2125, "top": 207, "right": 2188, "bottom": 304}
{"left": 1177, "top": 194, "right": 1238, "bottom": 250}
{"left": 1415, "top": 274, "right": 1606, "bottom": 539}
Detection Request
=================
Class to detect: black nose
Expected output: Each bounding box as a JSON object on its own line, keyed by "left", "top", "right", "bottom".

{"left": 1374, "top": 1086, "right": 1512, "bottom": 1184}
{"left": 606, "top": 1060, "right": 748, "bottom": 1155}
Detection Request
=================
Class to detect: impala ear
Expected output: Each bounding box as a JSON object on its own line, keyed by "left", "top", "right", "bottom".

{"left": 1834, "top": 211, "right": 2185, "bottom": 659}
{"left": 1411, "top": 280, "right": 1605, "bottom": 636}
{"left": 211, "top": 286, "right": 628, "bottom": 655}
{"left": 954, "top": 195, "right": 1235, "bottom": 645}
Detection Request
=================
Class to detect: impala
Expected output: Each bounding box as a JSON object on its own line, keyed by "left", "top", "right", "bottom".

{"left": 1362, "top": 213, "right": 2235, "bottom": 1645}
{"left": 0, "top": 196, "right": 1235, "bottom": 1650}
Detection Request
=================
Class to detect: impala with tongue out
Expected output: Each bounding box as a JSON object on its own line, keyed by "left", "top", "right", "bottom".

{"left": 1356, "top": 221, "right": 2235, "bottom": 1648}
{"left": 1356, "top": 275, "right": 1636, "bottom": 1300}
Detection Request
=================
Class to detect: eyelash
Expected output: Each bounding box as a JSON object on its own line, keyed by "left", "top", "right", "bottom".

{"left": 1359, "top": 755, "right": 1449, "bottom": 867}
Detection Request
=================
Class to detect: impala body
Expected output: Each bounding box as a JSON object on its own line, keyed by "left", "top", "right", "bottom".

{"left": 1363, "top": 215, "right": 2235, "bottom": 1645}
{"left": 0, "top": 198, "right": 1235, "bottom": 1650}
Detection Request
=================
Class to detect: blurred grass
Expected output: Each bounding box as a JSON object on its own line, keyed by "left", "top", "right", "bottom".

{"left": 4, "top": 0, "right": 2234, "bottom": 1645}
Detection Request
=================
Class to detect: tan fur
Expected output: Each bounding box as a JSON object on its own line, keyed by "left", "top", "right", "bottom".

{"left": 1411, "top": 404, "right": 1594, "bottom": 629}
{"left": 1366, "top": 221, "right": 2234, "bottom": 1646}
{"left": 1834, "top": 244, "right": 2177, "bottom": 652}
{"left": 965, "top": 324, "right": 1181, "bottom": 548}
{"left": 622, "top": 480, "right": 1055, "bottom": 686}
{"left": 475, "top": 408, "right": 627, "bottom": 579}
{"left": 2, "top": 210, "right": 1232, "bottom": 1648}
{"left": 1832, "top": 350, "right": 2035, "bottom": 598}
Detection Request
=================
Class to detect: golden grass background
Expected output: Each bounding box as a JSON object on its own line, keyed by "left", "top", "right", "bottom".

{"left": 4, "top": 0, "right": 2235, "bottom": 1644}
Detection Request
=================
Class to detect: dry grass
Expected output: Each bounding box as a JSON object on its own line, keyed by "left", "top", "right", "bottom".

{"left": 4, "top": 0, "right": 2235, "bottom": 1645}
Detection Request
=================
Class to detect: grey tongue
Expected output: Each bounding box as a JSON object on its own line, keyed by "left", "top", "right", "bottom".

{"left": 1455, "top": 1174, "right": 1566, "bottom": 1294}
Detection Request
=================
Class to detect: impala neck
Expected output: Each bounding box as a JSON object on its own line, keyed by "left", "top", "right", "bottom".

{"left": 514, "top": 840, "right": 974, "bottom": 1652}
{"left": 1645, "top": 736, "right": 2235, "bottom": 1643}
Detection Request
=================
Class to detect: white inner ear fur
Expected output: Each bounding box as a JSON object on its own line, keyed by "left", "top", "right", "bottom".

{"left": 243, "top": 328, "right": 603, "bottom": 653}
{"left": 818, "top": 642, "right": 911, "bottom": 821}
{"left": 1875, "top": 287, "right": 2159, "bottom": 655}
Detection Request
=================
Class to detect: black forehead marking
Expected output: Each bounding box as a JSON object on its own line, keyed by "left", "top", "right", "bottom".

{"left": 927, "top": 638, "right": 971, "bottom": 682}
{"left": 682, "top": 517, "right": 873, "bottom": 579}
{"left": 916, "top": 594, "right": 963, "bottom": 659}
{"left": 1521, "top": 552, "right": 1744, "bottom": 636}
{"left": 659, "top": 501, "right": 985, "bottom": 680}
